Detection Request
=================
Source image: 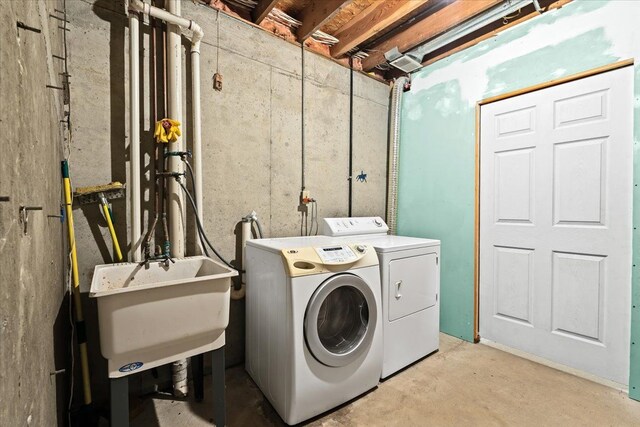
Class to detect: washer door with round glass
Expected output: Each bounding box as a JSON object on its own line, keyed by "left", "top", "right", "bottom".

{"left": 304, "top": 273, "right": 377, "bottom": 367}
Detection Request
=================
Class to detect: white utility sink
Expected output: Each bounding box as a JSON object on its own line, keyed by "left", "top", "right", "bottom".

{"left": 90, "top": 256, "right": 237, "bottom": 378}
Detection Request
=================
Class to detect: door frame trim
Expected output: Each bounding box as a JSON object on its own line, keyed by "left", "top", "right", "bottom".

{"left": 473, "top": 58, "right": 635, "bottom": 342}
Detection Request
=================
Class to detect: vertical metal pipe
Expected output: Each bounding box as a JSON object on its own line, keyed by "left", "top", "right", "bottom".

{"left": 348, "top": 58, "right": 354, "bottom": 217}
{"left": 129, "top": 9, "right": 142, "bottom": 261}
{"left": 301, "top": 45, "right": 305, "bottom": 191}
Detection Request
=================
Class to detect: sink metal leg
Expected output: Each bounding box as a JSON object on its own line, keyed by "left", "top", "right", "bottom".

{"left": 110, "top": 376, "right": 129, "bottom": 427}
{"left": 212, "top": 347, "right": 226, "bottom": 426}
{"left": 193, "top": 353, "right": 204, "bottom": 402}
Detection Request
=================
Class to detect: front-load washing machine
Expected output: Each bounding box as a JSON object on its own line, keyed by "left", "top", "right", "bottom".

{"left": 322, "top": 217, "right": 441, "bottom": 379}
{"left": 245, "top": 236, "right": 383, "bottom": 425}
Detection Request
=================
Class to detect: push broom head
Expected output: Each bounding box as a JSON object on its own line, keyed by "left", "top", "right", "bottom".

{"left": 73, "top": 182, "right": 126, "bottom": 205}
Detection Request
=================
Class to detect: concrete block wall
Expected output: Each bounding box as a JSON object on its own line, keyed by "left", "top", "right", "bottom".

{"left": 66, "top": 0, "right": 389, "bottom": 403}
{"left": 0, "top": 1, "right": 69, "bottom": 426}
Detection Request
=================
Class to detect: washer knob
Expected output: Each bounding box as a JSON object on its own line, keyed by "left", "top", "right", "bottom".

{"left": 356, "top": 245, "right": 366, "bottom": 253}
{"left": 374, "top": 218, "right": 382, "bottom": 227}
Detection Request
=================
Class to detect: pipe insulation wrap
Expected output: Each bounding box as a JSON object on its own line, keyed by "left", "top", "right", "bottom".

{"left": 386, "top": 77, "right": 407, "bottom": 235}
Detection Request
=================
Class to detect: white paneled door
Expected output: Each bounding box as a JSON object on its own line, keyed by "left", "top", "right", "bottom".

{"left": 479, "top": 66, "right": 633, "bottom": 384}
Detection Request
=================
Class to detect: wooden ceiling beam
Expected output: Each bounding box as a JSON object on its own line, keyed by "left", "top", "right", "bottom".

{"left": 361, "top": 0, "right": 502, "bottom": 71}
{"left": 252, "top": 0, "right": 280, "bottom": 24}
{"left": 331, "top": 0, "right": 430, "bottom": 59}
{"left": 297, "top": 0, "right": 353, "bottom": 42}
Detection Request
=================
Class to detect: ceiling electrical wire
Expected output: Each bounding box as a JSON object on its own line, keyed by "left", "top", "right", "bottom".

{"left": 216, "top": 10, "right": 220, "bottom": 74}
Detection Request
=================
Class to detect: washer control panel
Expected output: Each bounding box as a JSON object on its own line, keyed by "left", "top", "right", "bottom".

{"left": 280, "top": 244, "right": 378, "bottom": 277}
{"left": 314, "top": 245, "right": 357, "bottom": 263}
{"left": 321, "top": 217, "right": 389, "bottom": 237}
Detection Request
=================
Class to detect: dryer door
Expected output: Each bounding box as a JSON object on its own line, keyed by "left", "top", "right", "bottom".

{"left": 304, "top": 273, "right": 377, "bottom": 367}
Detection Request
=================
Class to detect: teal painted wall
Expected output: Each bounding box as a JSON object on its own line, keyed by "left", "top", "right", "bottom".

{"left": 396, "top": 0, "right": 640, "bottom": 397}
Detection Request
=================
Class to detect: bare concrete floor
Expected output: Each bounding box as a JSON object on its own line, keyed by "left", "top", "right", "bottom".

{"left": 131, "top": 334, "right": 640, "bottom": 426}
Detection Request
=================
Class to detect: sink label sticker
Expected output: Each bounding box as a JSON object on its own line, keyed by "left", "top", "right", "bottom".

{"left": 119, "top": 362, "right": 143, "bottom": 373}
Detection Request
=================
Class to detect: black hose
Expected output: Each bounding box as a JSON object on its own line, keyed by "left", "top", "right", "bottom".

{"left": 183, "top": 159, "right": 207, "bottom": 255}
{"left": 177, "top": 180, "right": 236, "bottom": 269}
{"left": 253, "top": 217, "right": 264, "bottom": 239}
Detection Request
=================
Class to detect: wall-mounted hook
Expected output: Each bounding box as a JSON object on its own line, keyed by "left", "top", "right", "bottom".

{"left": 19, "top": 206, "right": 43, "bottom": 235}
{"left": 46, "top": 205, "right": 66, "bottom": 223}
{"left": 16, "top": 21, "right": 42, "bottom": 34}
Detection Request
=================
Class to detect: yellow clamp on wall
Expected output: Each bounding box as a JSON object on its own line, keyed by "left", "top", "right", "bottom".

{"left": 154, "top": 118, "right": 181, "bottom": 143}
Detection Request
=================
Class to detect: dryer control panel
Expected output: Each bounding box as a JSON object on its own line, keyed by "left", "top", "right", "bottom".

{"left": 321, "top": 217, "right": 389, "bottom": 237}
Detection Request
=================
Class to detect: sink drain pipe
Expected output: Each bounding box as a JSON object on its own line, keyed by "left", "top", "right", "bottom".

{"left": 232, "top": 212, "right": 264, "bottom": 300}
{"left": 386, "top": 76, "right": 408, "bottom": 235}
{"left": 127, "top": 0, "right": 204, "bottom": 397}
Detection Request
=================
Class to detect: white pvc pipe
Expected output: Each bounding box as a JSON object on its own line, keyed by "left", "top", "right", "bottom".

{"left": 129, "top": 0, "right": 205, "bottom": 260}
{"left": 231, "top": 220, "right": 250, "bottom": 300}
{"left": 241, "top": 220, "right": 250, "bottom": 269}
{"left": 128, "top": 1, "right": 203, "bottom": 50}
{"left": 130, "top": 0, "right": 205, "bottom": 398}
{"left": 129, "top": 10, "right": 141, "bottom": 262}
{"left": 191, "top": 43, "right": 203, "bottom": 255}
{"left": 166, "top": 0, "right": 184, "bottom": 262}
{"left": 166, "top": 0, "right": 188, "bottom": 399}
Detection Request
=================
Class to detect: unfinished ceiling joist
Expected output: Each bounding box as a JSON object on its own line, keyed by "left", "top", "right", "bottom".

{"left": 331, "top": 0, "right": 430, "bottom": 59}
{"left": 361, "top": 0, "right": 502, "bottom": 71}
{"left": 252, "top": 0, "right": 279, "bottom": 24}
{"left": 296, "top": 0, "right": 353, "bottom": 42}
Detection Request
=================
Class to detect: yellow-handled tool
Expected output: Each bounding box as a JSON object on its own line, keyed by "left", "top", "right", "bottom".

{"left": 61, "top": 160, "right": 93, "bottom": 406}
{"left": 74, "top": 182, "right": 126, "bottom": 262}
{"left": 99, "top": 193, "right": 123, "bottom": 261}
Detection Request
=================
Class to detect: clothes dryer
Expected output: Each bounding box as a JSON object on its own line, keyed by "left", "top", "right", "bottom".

{"left": 322, "top": 218, "right": 441, "bottom": 378}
